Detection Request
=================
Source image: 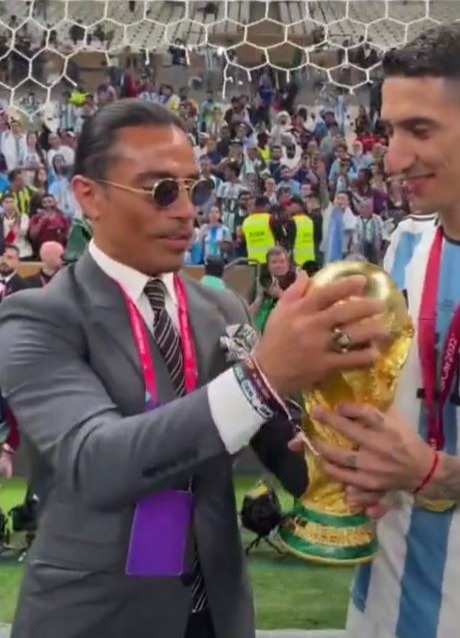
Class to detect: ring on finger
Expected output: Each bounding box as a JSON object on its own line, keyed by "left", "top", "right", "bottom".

{"left": 344, "top": 453, "right": 359, "bottom": 470}
{"left": 331, "top": 326, "right": 352, "bottom": 353}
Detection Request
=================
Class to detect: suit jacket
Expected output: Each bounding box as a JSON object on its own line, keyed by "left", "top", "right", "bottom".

{"left": 0, "top": 251, "right": 307, "bottom": 638}
{"left": 1, "top": 272, "right": 27, "bottom": 298}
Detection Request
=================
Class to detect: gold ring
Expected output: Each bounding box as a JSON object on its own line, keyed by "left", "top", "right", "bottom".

{"left": 331, "top": 326, "right": 352, "bottom": 353}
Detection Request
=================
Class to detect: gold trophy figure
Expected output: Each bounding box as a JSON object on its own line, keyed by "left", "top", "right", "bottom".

{"left": 279, "top": 261, "right": 414, "bottom": 565}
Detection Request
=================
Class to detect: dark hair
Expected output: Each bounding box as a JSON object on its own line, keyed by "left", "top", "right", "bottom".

{"left": 73, "top": 99, "right": 184, "bottom": 180}
{"left": 289, "top": 196, "right": 307, "bottom": 212}
{"left": 8, "top": 168, "right": 23, "bottom": 182}
{"left": 255, "top": 195, "right": 270, "bottom": 210}
{"left": 383, "top": 24, "right": 460, "bottom": 80}
{"left": 4, "top": 243, "right": 19, "bottom": 255}
{"left": 204, "top": 256, "right": 224, "bottom": 278}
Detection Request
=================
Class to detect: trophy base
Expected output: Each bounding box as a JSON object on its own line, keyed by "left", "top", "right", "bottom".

{"left": 278, "top": 503, "right": 379, "bottom": 566}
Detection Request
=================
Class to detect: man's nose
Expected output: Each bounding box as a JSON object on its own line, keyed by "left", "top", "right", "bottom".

{"left": 172, "top": 185, "right": 196, "bottom": 218}
{"left": 386, "top": 134, "right": 416, "bottom": 177}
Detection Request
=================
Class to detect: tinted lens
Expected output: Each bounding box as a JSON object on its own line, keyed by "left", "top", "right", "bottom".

{"left": 153, "top": 179, "right": 179, "bottom": 207}
{"left": 190, "top": 179, "right": 214, "bottom": 207}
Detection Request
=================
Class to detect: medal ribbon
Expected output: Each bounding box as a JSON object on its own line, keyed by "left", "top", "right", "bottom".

{"left": 418, "top": 226, "right": 460, "bottom": 450}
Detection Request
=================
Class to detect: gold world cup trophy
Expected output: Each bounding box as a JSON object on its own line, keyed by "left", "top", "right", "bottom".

{"left": 278, "top": 261, "right": 414, "bottom": 565}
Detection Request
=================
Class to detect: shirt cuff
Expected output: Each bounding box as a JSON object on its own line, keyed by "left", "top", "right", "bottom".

{"left": 207, "top": 367, "right": 267, "bottom": 454}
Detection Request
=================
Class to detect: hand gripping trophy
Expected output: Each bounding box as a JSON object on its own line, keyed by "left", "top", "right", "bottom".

{"left": 279, "top": 261, "right": 414, "bottom": 565}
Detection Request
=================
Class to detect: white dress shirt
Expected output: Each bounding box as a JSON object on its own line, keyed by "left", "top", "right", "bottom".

{"left": 89, "top": 241, "right": 266, "bottom": 453}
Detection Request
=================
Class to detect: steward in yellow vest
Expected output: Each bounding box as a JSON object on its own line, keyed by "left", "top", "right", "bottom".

{"left": 292, "top": 213, "right": 315, "bottom": 267}
{"left": 242, "top": 200, "right": 276, "bottom": 264}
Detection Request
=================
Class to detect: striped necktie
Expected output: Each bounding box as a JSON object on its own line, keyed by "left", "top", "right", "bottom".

{"left": 143, "top": 278, "right": 207, "bottom": 612}
{"left": 144, "top": 279, "right": 185, "bottom": 396}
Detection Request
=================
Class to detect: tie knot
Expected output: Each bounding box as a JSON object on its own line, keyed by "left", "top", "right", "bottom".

{"left": 144, "top": 278, "right": 167, "bottom": 312}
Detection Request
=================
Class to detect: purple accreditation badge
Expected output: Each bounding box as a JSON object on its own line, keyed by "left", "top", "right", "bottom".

{"left": 126, "top": 490, "right": 194, "bottom": 577}
{"left": 125, "top": 392, "right": 194, "bottom": 577}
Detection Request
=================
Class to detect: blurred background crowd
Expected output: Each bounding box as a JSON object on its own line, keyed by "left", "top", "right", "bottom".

{"left": 0, "top": 0, "right": 425, "bottom": 288}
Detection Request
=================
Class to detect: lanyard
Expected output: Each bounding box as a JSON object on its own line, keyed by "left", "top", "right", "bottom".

{"left": 418, "top": 226, "right": 460, "bottom": 450}
{"left": 121, "top": 275, "right": 198, "bottom": 404}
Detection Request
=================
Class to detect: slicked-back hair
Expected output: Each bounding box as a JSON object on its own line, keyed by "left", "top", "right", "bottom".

{"left": 383, "top": 23, "right": 460, "bottom": 80}
{"left": 73, "top": 99, "right": 185, "bottom": 181}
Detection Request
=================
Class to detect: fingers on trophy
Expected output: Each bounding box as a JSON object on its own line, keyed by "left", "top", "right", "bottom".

{"left": 279, "top": 261, "right": 414, "bottom": 565}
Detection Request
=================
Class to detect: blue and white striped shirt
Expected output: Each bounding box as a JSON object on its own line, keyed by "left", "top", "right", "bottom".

{"left": 351, "top": 223, "right": 460, "bottom": 638}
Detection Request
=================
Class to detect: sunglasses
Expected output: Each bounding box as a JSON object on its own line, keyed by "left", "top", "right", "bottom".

{"left": 98, "top": 177, "right": 214, "bottom": 208}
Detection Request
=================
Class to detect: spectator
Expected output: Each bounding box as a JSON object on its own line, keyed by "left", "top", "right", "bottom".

{"left": 356, "top": 197, "right": 384, "bottom": 264}
{"left": 21, "top": 131, "right": 46, "bottom": 184}
{"left": 48, "top": 154, "right": 76, "bottom": 217}
{"left": 277, "top": 166, "right": 301, "bottom": 197}
{"left": 270, "top": 111, "right": 291, "bottom": 146}
{"left": 200, "top": 256, "right": 227, "bottom": 291}
{"left": 0, "top": 115, "right": 27, "bottom": 171}
{"left": 250, "top": 245, "right": 296, "bottom": 333}
{"left": 1, "top": 193, "right": 32, "bottom": 259}
{"left": 199, "top": 206, "right": 232, "bottom": 261}
{"left": 0, "top": 244, "right": 27, "bottom": 299}
{"left": 6, "top": 169, "right": 35, "bottom": 216}
{"left": 282, "top": 139, "right": 302, "bottom": 170}
{"left": 264, "top": 176, "right": 278, "bottom": 206}
{"left": 28, "top": 193, "right": 71, "bottom": 253}
{"left": 47, "top": 131, "right": 75, "bottom": 168}
{"left": 25, "top": 240, "right": 64, "bottom": 288}
{"left": 322, "top": 191, "right": 358, "bottom": 263}
{"left": 0, "top": 153, "right": 10, "bottom": 194}
{"left": 216, "top": 160, "right": 246, "bottom": 235}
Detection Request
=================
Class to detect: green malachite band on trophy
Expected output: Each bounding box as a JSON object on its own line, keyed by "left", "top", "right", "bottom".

{"left": 278, "top": 501, "right": 379, "bottom": 564}
{"left": 291, "top": 503, "right": 371, "bottom": 528}
{"left": 278, "top": 527, "right": 379, "bottom": 562}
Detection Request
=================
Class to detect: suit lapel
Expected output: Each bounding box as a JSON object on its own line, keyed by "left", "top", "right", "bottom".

{"left": 75, "top": 254, "right": 227, "bottom": 404}
{"left": 75, "top": 253, "right": 176, "bottom": 405}
{"left": 183, "top": 276, "right": 228, "bottom": 385}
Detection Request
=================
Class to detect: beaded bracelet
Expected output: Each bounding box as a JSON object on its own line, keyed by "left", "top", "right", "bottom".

{"left": 246, "top": 353, "right": 319, "bottom": 456}
{"left": 232, "top": 360, "right": 277, "bottom": 421}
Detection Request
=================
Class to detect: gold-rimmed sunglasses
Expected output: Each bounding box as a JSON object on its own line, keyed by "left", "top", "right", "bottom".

{"left": 97, "top": 177, "right": 214, "bottom": 208}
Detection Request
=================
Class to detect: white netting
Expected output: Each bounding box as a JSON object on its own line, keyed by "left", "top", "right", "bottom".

{"left": 0, "top": 0, "right": 459, "bottom": 123}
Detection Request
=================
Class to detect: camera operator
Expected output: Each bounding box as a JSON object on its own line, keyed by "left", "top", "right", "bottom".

{"left": 250, "top": 245, "right": 297, "bottom": 333}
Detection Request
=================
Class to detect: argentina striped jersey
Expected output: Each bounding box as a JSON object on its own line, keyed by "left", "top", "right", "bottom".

{"left": 350, "top": 224, "right": 460, "bottom": 638}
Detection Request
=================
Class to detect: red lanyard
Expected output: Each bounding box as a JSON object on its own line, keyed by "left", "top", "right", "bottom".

{"left": 121, "top": 275, "right": 198, "bottom": 403}
{"left": 418, "top": 226, "right": 460, "bottom": 450}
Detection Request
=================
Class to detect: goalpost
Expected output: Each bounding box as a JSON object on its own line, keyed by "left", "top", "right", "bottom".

{"left": 0, "top": 0, "right": 457, "bottom": 122}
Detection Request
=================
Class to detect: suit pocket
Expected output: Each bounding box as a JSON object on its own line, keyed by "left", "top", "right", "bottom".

{"left": 26, "top": 561, "right": 93, "bottom": 596}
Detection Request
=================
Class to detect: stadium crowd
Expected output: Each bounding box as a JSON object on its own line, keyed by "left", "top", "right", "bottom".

{"left": 0, "top": 59, "right": 411, "bottom": 294}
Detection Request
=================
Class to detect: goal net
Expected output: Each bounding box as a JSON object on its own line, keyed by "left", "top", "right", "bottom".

{"left": 0, "top": 0, "right": 458, "bottom": 123}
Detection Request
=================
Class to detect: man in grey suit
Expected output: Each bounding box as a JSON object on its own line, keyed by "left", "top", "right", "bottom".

{"left": 0, "top": 101, "right": 387, "bottom": 638}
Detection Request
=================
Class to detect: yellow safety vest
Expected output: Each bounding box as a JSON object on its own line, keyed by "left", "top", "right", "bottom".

{"left": 259, "top": 147, "right": 271, "bottom": 163}
{"left": 12, "top": 187, "right": 35, "bottom": 216}
{"left": 242, "top": 213, "right": 275, "bottom": 264}
{"left": 293, "top": 214, "right": 315, "bottom": 266}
